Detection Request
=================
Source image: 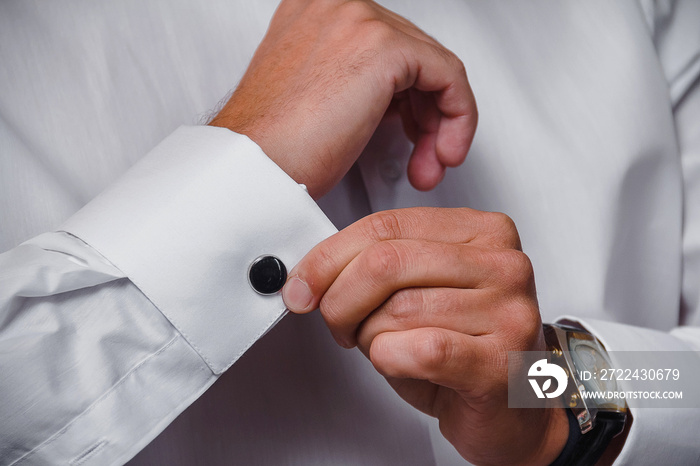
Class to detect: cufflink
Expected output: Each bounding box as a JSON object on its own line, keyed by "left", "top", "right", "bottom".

{"left": 248, "top": 255, "right": 287, "bottom": 295}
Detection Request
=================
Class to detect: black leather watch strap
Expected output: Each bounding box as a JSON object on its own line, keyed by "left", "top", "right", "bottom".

{"left": 550, "top": 410, "right": 626, "bottom": 466}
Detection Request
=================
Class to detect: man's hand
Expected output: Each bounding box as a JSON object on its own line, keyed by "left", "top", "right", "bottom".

{"left": 210, "top": 0, "right": 477, "bottom": 198}
{"left": 282, "top": 208, "right": 569, "bottom": 465}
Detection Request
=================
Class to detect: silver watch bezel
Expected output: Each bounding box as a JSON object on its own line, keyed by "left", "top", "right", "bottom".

{"left": 543, "top": 323, "right": 628, "bottom": 434}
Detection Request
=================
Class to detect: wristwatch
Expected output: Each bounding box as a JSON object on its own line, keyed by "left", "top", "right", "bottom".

{"left": 543, "top": 323, "right": 628, "bottom": 466}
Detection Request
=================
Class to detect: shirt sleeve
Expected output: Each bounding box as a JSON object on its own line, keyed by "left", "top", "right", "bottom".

{"left": 0, "top": 125, "right": 337, "bottom": 466}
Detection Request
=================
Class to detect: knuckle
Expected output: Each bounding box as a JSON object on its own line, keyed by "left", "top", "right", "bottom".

{"left": 313, "top": 243, "right": 337, "bottom": 271}
{"left": 416, "top": 329, "right": 453, "bottom": 369}
{"left": 364, "top": 210, "right": 404, "bottom": 242}
{"left": 502, "top": 299, "right": 543, "bottom": 349}
{"left": 453, "top": 55, "right": 467, "bottom": 76}
{"left": 304, "top": 245, "right": 335, "bottom": 288}
{"left": 337, "top": 0, "right": 377, "bottom": 23}
{"left": 496, "top": 249, "right": 534, "bottom": 288}
{"left": 505, "top": 296, "right": 540, "bottom": 330}
{"left": 355, "top": 21, "right": 401, "bottom": 55}
{"left": 432, "top": 43, "right": 457, "bottom": 66}
{"left": 383, "top": 288, "right": 426, "bottom": 325}
{"left": 319, "top": 293, "right": 345, "bottom": 329}
{"left": 358, "top": 17, "right": 395, "bottom": 45}
{"left": 331, "top": 2, "right": 393, "bottom": 53}
{"left": 363, "top": 240, "right": 404, "bottom": 282}
{"left": 484, "top": 211, "right": 513, "bottom": 229}
{"left": 482, "top": 211, "right": 521, "bottom": 249}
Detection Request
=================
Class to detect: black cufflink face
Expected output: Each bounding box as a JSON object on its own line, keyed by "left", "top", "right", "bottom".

{"left": 248, "top": 255, "right": 287, "bottom": 295}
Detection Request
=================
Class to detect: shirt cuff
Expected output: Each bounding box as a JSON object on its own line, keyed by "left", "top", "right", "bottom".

{"left": 558, "top": 317, "right": 700, "bottom": 465}
{"left": 62, "top": 125, "right": 338, "bottom": 374}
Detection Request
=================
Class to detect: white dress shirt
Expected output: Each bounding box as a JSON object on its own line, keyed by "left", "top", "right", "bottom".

{"left": 1, "top": 0, "right": 699, "bottom": 465}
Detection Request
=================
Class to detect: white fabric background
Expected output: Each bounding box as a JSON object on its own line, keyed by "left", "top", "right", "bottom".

{"left": 1, "top": 0, "right": 700, "bottom": 464}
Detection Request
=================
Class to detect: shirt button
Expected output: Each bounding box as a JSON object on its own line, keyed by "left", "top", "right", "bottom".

{"left": 379, "top": 159, "right": 402, "bottom": 183}
{"left": 248, "top": 255, "right": 287, "bottom": 295}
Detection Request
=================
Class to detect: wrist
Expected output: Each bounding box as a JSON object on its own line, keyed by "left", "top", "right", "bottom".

{"left": 209, "top": 113, "right": 315, "bottom": 196}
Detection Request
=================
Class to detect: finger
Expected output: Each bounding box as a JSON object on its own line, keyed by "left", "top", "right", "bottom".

{"left": 408, "top": 131, "right": 445, "bottom": 190}
{"left": 283, "top": 209, "right": 521, "bottom": 313}
{"left": 369, "top": 327, "right": 491, "bottom": 392}
{"left": 355, "top": 287, "right": 498, "bottom": 352}
{"left": 320, "top": 241, "right": 518, "bottom": 346}
{"left": 364, "top": 9, "right": 477, "bottom": 180}
{"left": 390, "top": 35, "right": 478, "bottom": 176}
{"left": 405, "top": 89, "right": 446, "bottom": 190}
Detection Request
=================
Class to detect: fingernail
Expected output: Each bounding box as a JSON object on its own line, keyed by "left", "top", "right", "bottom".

{"left": 337, "top": 337, "right": 355, "bottom": 349}
{"left": 283, "top": 277, "right": 313, "bottom": 312}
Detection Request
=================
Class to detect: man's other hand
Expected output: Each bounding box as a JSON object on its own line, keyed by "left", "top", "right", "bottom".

{"left": 283, "top": 208, "right": 569, "bottom": 465}
{"left": 210, "top": 0, "right": 477, "bottom": 198}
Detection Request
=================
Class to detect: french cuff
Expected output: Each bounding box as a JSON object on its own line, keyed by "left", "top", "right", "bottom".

{"left": 557, "top": 317, "right": 700, "bottom": 465}
{"left": 61, "top": 125, "right": 338, "bottom": 375}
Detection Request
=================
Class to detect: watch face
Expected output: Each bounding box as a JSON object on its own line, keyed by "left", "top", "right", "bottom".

{"left": 568, "top": 338, "right": 619, "bottom": 395}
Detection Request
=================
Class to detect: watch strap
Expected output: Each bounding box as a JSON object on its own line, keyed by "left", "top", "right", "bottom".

{"left": 550, "top": 409, "right": 626, "bottom": 466}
